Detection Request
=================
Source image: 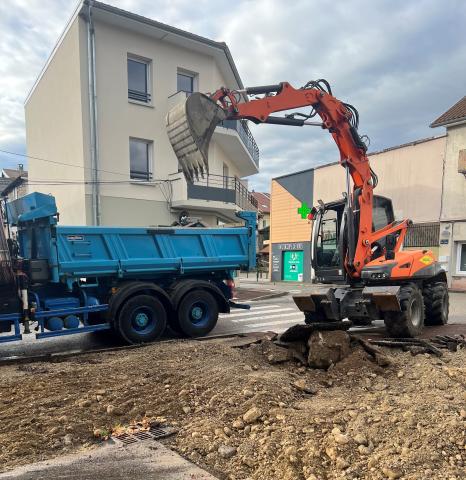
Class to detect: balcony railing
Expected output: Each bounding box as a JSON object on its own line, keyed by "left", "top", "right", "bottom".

{"left": 128, "top": 89, "right": 151, "bottom": 103}
{"left": 219, "top": 119, "right": 259, "bottom": 168}
{"left": 167, "top": 91, "right": 260, "bottom": 168}
{"left": 187, "top": 174, "right": 258, "bottom": 211}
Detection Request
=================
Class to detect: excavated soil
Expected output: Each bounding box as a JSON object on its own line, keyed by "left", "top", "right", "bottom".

{"left": 0, "top": 337, "right": 465, "bottom": 479}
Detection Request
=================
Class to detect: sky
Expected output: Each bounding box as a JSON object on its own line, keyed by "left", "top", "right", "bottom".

{"left": 0, "top": 0, "right": 465, "bottom": 191}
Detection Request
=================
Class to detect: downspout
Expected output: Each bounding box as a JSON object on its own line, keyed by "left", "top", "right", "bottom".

{"left": 86, "top": 1, "right": 100, "bottom": 225}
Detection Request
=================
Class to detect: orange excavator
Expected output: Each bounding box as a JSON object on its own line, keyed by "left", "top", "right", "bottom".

{"left": 166, "top": 79, "right": 449, "bottom": 337}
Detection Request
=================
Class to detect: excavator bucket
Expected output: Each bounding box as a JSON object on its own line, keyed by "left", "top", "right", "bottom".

{"left": 166, "top": 92, "right": 227, "bottom": 182}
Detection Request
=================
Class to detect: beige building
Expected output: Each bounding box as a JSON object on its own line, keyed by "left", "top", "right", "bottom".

{"left": 270, "top": 135, "right": 446, "bottom": 283}
{"left": 431, "top": 96, "right": 466, "bottom": 290}
{"left": 25, "top": 0, "right": 259, "bottom": 227}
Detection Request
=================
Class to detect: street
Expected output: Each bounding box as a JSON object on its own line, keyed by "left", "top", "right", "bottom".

{"left": 1, "top": 286, "right": 465, "bottom": 359}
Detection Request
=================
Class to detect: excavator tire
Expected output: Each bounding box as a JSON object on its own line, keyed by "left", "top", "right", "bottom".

{"left": 384, "top": 283, "right": 424, "bottom": 338}
{"left": 423, "top": 281, "right": 449, "bottom": 326}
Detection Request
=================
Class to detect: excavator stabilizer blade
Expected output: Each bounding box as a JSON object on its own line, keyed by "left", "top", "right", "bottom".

{"left": 166, "top": 92, "right": 227, "bottom": 182}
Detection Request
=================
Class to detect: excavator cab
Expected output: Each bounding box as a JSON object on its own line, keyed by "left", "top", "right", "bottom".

{"left": 312, "top": 195, "right": 395, "bottom": 285}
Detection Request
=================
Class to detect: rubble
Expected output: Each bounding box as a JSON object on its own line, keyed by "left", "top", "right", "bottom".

{"left": 0, "top": 335, "right": 465, "bottom": 479}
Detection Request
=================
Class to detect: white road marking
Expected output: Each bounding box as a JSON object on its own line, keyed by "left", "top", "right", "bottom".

{"left": 224, "top": 307, "right": 296, "bottom": 319}
{"left": 231, "top": 311, "right": 304, "bottom": 323}
{"left": 226, "top": 304, "right": 281, "bottom": 315}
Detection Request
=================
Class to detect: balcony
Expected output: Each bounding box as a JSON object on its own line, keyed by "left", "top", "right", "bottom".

{"left": 169, "top": 172, "right": 258, "bottom": 221}
{"left": 167, "top": 91, "right": 260, "bottom": 176}
{"left": 217, "top": 119, "right": 259, "bottom": 169}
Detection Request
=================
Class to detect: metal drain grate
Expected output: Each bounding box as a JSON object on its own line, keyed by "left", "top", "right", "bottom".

{"left": 112, "top": 425, "right": 176, "bottom": 445}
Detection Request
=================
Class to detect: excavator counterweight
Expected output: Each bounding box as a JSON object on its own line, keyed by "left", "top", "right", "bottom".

{"left": 166, "top": 93, "right": 226, "bottom": 182}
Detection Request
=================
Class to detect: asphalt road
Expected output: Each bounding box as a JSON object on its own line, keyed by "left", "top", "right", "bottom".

{"left": 1, "top": 289, "right": 465, "bottom": 359}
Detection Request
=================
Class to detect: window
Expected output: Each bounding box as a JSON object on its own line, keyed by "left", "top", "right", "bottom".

{"left": 372, "top": 196, "right": 395, "bottom": 231}
{"left": 177, "top": 72, "right": 194, "bottom": 94}
{"left": 457, "top": 243, "right": 466, "bottom": 274}
{"left": 130, "top": 138, "right": 152, "bottom": 180}
{"left": 128, "top": 57, "right": 151, "bottom": 103}
{"left": 316, "top": 208, "right": 341, "bottom": 268}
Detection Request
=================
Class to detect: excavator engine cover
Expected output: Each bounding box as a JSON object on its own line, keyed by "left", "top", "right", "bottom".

{"left": 166, "top": 93, "right": 227, "bottom": 182}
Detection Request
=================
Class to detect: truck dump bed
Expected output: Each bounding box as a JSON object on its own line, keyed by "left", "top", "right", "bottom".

{"left": 7, "top": 193, "right": 256, "bottom": 283}
{"left": 56, "top": 223, "right": 255, "bottom": 279}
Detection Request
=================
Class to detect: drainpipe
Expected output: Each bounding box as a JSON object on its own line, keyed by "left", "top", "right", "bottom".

{"left": 86, "top": 1, "right": 100, "bottom": 225}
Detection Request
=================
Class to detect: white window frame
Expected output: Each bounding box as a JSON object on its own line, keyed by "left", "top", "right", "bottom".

{"left": 129, "top": 137, "right": 153, "bottom": 182}
{"left": 127, "top": 54, "right": 152, "bottom": 105}
{"left": 456, "top": 242, "right": 466, "bottom": 275}
{"left": 176, "top": 68, "right": 198, "bottom": 95}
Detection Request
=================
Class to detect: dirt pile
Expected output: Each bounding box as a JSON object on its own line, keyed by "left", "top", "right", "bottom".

{"left": 0, "top": 336, "right": 464, "bottom": 479}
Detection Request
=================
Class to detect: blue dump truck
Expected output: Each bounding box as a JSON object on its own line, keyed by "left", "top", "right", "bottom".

{"left": 0, "top": 192, "right": 256, "bottom": 344}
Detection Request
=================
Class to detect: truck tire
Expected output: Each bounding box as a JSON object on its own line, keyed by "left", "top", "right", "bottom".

{"left": 384, "top": 283, "right": 424, "bottom": 338}
{"left": 423, "top": 282, "right": 449, "bottom": 326}
{"left": 175, "top": 289, "right": 219, "bottom": 337}
{"left": 116, "top": 294, "right": 167, "bottom": 344}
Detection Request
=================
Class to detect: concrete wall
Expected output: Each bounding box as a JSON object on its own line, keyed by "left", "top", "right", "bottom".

{"left": 26, "top": 19, "right": 89, "bottom": 225}
{"left": 313, "top": 136, "right": 446, "bottom": 223}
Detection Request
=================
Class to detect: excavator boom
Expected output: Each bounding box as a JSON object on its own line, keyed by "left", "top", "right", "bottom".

{"left": 166, "top": 80, "right": 401, "bottom": 277}
{"left": 166, "top": 78, "right": 449, "bottom": 338}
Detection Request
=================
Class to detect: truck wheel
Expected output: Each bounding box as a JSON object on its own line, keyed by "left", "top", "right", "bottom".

{"left": 117, "top": 294, "right": 167, "bottom": 344}
{"left": 384, "top": 283, "right": 424, "bottom": 338}
{"left": 423, "top": 282, "right": 449, "bottom": 326}
{"left": 175, "top": 290, "right": 219, "bottom": 337}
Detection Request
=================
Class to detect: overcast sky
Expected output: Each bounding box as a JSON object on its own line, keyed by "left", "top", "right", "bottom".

{"left": 0, "top": 0, "right": 465, "bottom": 191}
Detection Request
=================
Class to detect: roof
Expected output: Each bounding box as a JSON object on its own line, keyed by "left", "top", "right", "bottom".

{"left": 367, "top": 134, "right": 446, "bottom": 157}
{"left": 251, "top": 192, "right": 270, "bottom": 213}
{"left": 25, "top": 0, "right": 243, "bottom": 104}
{"left": 431, "top": 96, "right": 466, "bottom": 128}
{"left": 2, "top": 168, "right": 28, "bottom": 179}
{"left": 1, "top": 175, "right": 26, "bottom": 197}
{"left": 273, "top": 167, "right": 314, "bottom": 181}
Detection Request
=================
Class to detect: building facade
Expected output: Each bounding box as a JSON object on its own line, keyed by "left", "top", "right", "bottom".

{"left": 270, "top": 135, "right": 446, "bottom": 283}
{"left": 251, "top": 191, "right": 270, "bottom": 268}
{"left": 26, "top": 1, "right": 258, "bottom": 227}
{"left": 431, "top": 96, "right": 466, "bottom": 290}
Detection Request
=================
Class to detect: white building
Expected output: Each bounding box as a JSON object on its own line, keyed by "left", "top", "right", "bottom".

{"left": 431, "top": 96, "right": 466, "bottom": 289}
{"left": 26, "top": 0, "right": 259, "bottom": 227}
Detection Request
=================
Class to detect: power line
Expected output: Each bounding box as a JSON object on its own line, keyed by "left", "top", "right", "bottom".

{"left": 0, "top": 148, "right": 163, "bottom": 180}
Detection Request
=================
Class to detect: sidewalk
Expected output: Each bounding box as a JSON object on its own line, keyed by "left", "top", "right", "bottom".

{"left": 237, "top": 272, "right": 313, "bottom": 293}
{"left": 0, "top": 440, "right": 217, "bottom": 480}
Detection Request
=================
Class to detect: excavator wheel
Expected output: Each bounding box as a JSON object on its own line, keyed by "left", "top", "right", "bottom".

{"left": 423, "top": 282, "right": 449, "bottom": 326}
{"left": 384, "top": 283, "right": 424, "bottom": 338}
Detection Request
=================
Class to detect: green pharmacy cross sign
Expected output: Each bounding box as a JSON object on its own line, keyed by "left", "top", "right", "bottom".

{"left": 297, "top": 202, "right": 312, "bottom": 219}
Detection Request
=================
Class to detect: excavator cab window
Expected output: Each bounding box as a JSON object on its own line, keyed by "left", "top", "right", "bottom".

{"left": 312, "top": 201, "right": 346, "bottom": 284}
{"left": 315, "top": 208, "right": 341, "bottom": 268}
{"left": 371, "top": 196, "right": 395, "bottom": 260}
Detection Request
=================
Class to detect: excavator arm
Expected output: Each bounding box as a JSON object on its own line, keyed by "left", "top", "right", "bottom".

{"left": 166, "top": 79, "right": 408, "bottom": 278}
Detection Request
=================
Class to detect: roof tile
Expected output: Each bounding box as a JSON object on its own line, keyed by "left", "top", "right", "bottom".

{"left": 431, "top": 96, "right": 466, "bottom": 128}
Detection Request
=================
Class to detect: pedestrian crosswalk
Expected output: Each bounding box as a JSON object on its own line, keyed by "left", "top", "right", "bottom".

{"left": 219, "top": 303, "right": 305, "bottom": 333}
